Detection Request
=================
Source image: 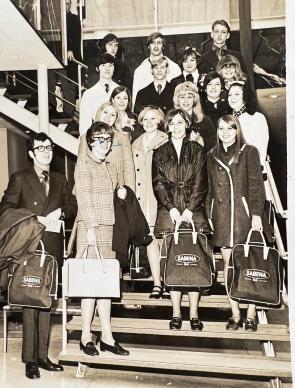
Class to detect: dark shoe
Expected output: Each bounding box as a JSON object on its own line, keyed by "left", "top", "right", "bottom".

{"left": 245, "top": 318, "right": 258, "bottom": 332}
{"left": 149, "top": 285, "right": 162, "bottom": 299}
{"left": 79, "top": 341, "right": 99, "bottom": 356}
{"left": 226, "top": 317, "right": 243, "bottom": 331}
{"left": 169, "top": 317, "right": 182, "bottom": 330}
{"left": 38, "top": 357, "right": 64, "bottom": 371}
{"left": 25, "top": 362, "right": 40, "bottom": 379}
{"left": 161, "top": 286, "right": 171, "bottom": 299}
{"left": 100, "top": 341, "right": 129, "bottom": 356}
{"left": 190, "top": 317, "right": 204, "bottom": 331}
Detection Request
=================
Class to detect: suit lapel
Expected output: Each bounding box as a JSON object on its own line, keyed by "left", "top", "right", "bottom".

{"left": 26, "top": 167, "right": 47, "bottom": 205}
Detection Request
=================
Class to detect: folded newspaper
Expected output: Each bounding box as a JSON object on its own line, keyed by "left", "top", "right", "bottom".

{"left": 37, "top": 216, "right": 63, "bottom": 233}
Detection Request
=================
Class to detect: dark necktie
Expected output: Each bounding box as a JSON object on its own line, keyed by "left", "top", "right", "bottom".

{"left": 41, "top": 171, "right": 49, "bottom": 196}
{"left": 105, "top": 84, "right": 109, "bottom": 93}
{"left": 185, "top": 73, "right": 194, "bottom": 82}
{"left": 157, "top": 84, "right": 162, "bottom": 94}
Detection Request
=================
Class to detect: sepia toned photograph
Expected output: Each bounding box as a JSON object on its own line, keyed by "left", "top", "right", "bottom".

{"left": 0, "top": 0, "right": 293, "bottom": 386}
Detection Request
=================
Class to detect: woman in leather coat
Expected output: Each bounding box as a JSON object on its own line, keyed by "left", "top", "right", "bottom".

{"left": 152, "top": 109, "right": 210, "bottom": 331}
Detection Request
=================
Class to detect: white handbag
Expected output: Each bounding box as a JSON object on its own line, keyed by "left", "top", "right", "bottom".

{"left": 62, "top": 245, "right": 120, "bottom": 298}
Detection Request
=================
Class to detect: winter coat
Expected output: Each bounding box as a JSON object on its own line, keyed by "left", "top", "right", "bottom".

{"left": 132, "top": 130, "right": 168, "bottom": 227}
{"left": 152, "top": 136, "right": 210, "bottom": 235}
{"left": 206, "top": 142, "right": 266, "bottom": 247}
{"left": 112, "top": 186, "right": 153, "bottom": 265}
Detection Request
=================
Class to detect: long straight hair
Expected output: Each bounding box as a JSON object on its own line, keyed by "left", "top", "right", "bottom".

{"left": 215, "top": 114, "right": 246, "bottom": 164}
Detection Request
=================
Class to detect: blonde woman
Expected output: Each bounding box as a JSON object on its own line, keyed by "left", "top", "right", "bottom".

{"left": 132, "top": 106, "right": 168, "bottom": 298}
{"left": 173, "top": 81, "right": 216, "bottom": 151}
{"left": 216, "top": 54, "right": 247, "bottom": 90}
{"left": 79, "top": 101, "right": 135, "bottom": 190}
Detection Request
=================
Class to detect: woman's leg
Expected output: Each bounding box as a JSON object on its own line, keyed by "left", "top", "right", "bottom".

{"left": 170, "top": 290, "right": 182, "bottom": 318}
{"left": 147, "top": 237, "right": 162, "bottom": 288}
{"left": 188, "top": 291, "right": 200, "bottom": 319}
{"left": 96, "top": 298, "right": 115, "bottom": 345}
{"left": 81, "top": 298, "right": 96, "bottom": 345}
{"left": 221, "top": 247, "right": 240, "bottom": 320}
{"left": 246, "top": 303, "right": 256, "bottom": 320}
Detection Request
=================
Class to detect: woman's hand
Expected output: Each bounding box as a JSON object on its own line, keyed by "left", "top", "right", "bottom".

{"left": 251, "top": 215, "right": 263, "bottom": 231}
{"left": 181, "top": 208, "right": 193, "bottom": 223}
{"left": 190, "top": 131, "right": 204, "bottom": 147}
{"left": 117, "top": 186, "right": 127, "bottom": 200}
{"left": 169, "top": 208, "right": 181, "bottom": 224}
{"left": 87, "top": 228, "right": 97, "bottom": 246}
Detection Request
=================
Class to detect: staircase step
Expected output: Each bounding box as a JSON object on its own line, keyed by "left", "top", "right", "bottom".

{"left": 123, "top": 271, "right": 223, "bottom": 284}
{"left": 58, "top": 343, "right": 292, "bottom": 378}
{"left": 66, "top": 316, "right": 290, "bottom": 342}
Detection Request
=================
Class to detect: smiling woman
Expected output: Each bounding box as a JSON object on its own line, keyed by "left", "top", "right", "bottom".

{"left": 152, "top": 108, "right": 210, "bottom": 330}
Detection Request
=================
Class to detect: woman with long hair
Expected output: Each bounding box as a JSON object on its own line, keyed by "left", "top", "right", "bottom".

{"left": 173, "top": 81, "right": 216, "bottom": 151}
{"left": 227, "top": 81, "right": 269, "bottom": 172}
{"left": 206, "top": 115, "right": 265, "bottom": 331}
{"left": 216, "top": 54, "right": 247, "bottom": 90}
{"left": 110, "top": 86, "right": 144, "bottom": 143}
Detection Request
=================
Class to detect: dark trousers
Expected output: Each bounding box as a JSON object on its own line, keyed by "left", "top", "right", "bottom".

{"left": 22, "top": 307, "right": 50, "bottom": 363}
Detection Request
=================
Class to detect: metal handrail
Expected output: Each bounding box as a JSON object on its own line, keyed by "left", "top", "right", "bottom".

{"left": 265, "top": 159, "right": 287, "bottom": 218}
{"left": 11, "top": 71, "right": 76, "bottom": 108}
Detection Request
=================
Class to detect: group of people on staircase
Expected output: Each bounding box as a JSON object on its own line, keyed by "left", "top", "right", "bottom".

{"left": 0, "top": 16, "right": 270, "bottom": 379}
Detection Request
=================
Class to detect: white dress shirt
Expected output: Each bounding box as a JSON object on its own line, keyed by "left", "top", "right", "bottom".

{"left": 79, "top": 80, "right": 119, "bottom": 135}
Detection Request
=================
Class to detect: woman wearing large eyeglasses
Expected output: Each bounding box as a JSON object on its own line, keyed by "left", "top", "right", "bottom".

{"left": 216, "top": 54, "right": 247, "bottom": 90}
{"left": 75, "top": 121, "right": 129, "bottom": 357}
{"left": 206, "top": 115, "right": 265, "bottom": 332}
{"left": 152, "top": 109, "right": 210, "bottom": 331}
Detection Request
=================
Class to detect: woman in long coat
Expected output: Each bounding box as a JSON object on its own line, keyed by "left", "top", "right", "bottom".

{"left": 75, "top": 121, "right": 129, "bottom": 357}
{"left": 132, "top": 106, "right": 168, "bottom": 298}
{"left": 152, "top": 109, "right": 210, "bottom": 331}
{"left": 206, "top": 115, "right": 265, "bottom": 331}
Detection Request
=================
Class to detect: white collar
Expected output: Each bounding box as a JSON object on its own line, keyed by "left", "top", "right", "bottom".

{"left": 183, "top": 69, "right": 199, "bottom": 82}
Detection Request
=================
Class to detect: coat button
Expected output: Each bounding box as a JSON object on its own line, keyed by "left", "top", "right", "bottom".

{"left": 33, "top": 201, "right": 38, "bottom": 205}
{"left": 218, "top": 198, "right": 222, "bottom": 203}
{"left": 137, "top": 168, "right": 140, "bottom": 171}
{"left": 138, "top": 197, "right": 140, "bottom": 200}
{"left": 218, "top": 166, "right": 222, "bottom": 171}
{"left": 136, "top": 154, "right": 139, "bottom": 157}
{"left": 218, "top": 182, "right": 222, "bottom": 186}
{"left": 138, "top": 183, "right": 141, "bottom": 186}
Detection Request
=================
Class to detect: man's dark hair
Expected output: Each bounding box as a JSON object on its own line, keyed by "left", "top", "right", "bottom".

{"left": 28, "top": 132, "right": 54, "bottom": 151}
{"left": 211, "top": 19, "right": 231, "bottom": 33}
{"left": 95, "top": 53, "right": 115, "bottom": 69}
{"left": 146, "top": 32, "right": 166, "bottom": 49}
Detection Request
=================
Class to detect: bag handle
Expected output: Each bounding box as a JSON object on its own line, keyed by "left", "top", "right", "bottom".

{"left": 81, "top": 244, "right": 106, "bottom": 273}
{"left": 24, "top": 240, "right": 46, "bottom": 267}
{"left": 174, "top": 220, "right": 197, "bottom": 245}
{"left": 244, "top": 228, "right": 269, "bottom": 260}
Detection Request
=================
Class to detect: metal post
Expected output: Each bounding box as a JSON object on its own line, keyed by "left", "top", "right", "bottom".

{"left": 37, "top": 65, "right": 49, "bottom": 134}
{"left": 61, "top": 0, "right": 68, "bottom": 66}
{"left": 154, "top": 0, "right": 158, "bottom": 32}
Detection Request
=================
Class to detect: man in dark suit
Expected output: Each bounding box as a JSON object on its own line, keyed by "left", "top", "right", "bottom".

{"left": 199, "top": 19, "right": 246, "bottom": 75}
{"left": 134, "top": 57, "right": 174, "bottom": 115}
{"left": 0, "top": 132, "right": 77, "bottom": 379}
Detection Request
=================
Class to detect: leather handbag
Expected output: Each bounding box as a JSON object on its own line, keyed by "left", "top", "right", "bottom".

{"left": 227, "top": 229, "right": 283, "bottom": 306}
{"left": 63, "top": 245, "right": 120, "bottom": 298}
{"left": 163, "top": 222, "right": 215, "bottom": 288}
{"left": 8, "top": 241, "right": 58, "bottom": 309}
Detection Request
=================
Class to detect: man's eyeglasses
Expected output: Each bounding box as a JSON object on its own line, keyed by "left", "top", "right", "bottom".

{"left": 91, "top": 137, "right": 112, "bottom": 144}
{"left": 33, "top": 145, "right": 54, "bottom": 152}
{"left": 222, "top": 63, "right": 236, "bottom": 70}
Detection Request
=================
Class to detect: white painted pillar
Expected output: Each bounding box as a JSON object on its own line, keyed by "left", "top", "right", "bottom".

{"left": 37, "top": 64, "right": 49, "bottom": 134}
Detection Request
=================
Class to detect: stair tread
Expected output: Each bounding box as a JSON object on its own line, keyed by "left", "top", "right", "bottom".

{"left": 66, "top": 316, "right": 290, "bottom": 341}
{"left": 58, "top": 344, "right": 292, "bottom": 377}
